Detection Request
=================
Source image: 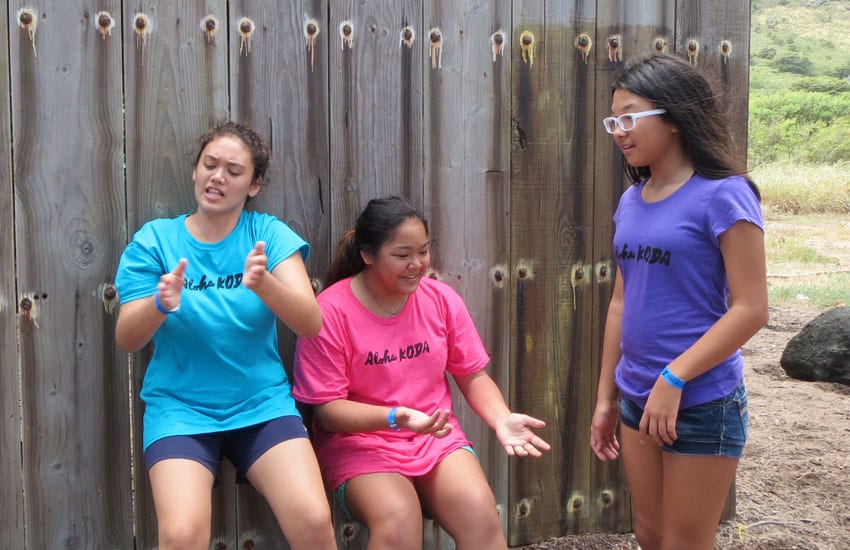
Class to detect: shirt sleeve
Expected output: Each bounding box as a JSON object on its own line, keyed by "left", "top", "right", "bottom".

{"left": 442, "top": 284, "right": 491, "bottom": 377}
{"left": 254, "top": 214, "right": 310, "bottom": 271}
{"left": 115, "top": 223, "right": 167, "bottom": 304}
{"left": 292, "top": 303, "right": 351, "bottom": 404}
{"left": 707, "top": 176, "right": 764, "bottom": 239}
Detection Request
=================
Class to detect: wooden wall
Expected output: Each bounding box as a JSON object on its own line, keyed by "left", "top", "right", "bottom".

{"left": 0, "top": 0, "right": 751, "bottom": 548}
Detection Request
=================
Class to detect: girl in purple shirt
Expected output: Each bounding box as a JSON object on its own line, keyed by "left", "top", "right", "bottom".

{"left": 590, "top": 55, "right": 768, "bottom": 550}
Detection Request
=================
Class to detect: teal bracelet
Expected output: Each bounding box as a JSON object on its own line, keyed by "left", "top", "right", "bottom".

{"left": 660, "top": 366, "right": 686, "bottom": 390}
{"left": 387, "top": 407, "right": 401, "bottom": 431}
{"left": 154, "top": 292, "right": 179, "bottom": 315}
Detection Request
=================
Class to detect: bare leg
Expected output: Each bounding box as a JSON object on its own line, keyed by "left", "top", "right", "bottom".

{"left": 620, "top": 425, "right": 664, "bottom": 550}
{"left": 149, "top": 458, "right": 215, "bottom": 550}
{"left": 660, "top": 452, "right": 738, "bottom": 550}
{"left": 416, "top": 449, "right": 507, "bottom": 550}
{"left": 246, "top": 438, "right": 336, "bottom": 550}
{"left": 345, "top": 472, "right": 424, "bottom": 550}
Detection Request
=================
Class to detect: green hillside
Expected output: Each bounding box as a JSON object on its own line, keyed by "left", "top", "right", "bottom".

{"left": 749, "top": 0, "right": 850, "bottom": 165}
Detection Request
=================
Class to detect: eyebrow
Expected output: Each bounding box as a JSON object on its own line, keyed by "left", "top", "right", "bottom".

{"left": 202, "top": 154, "right": 246, "bottom": 169}
{"left": 390, "top": 241, "right": 430, "bottom": 251}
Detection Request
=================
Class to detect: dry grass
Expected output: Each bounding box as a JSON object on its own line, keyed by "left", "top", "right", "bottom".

{"left": 753, "top": 163, "right": 850, "bottom": 214}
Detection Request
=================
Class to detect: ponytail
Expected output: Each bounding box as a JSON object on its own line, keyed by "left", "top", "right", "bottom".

{"left": 324, "top": 228, "right": 364, "bottom": 287}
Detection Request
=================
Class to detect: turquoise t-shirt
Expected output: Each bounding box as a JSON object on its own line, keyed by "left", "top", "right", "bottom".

{"left": 116, "top": 211, "right": 309, "bottom": 450}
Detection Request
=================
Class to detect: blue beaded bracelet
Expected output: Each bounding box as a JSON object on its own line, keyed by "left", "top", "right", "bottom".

{"left": 387, "top": 407, "right": 401, "bottom": 431}
{"left": 660, "top": 366, "right": 686, "bottom": 390}
{"left": 154, "top": 292, "right": 179, "bottom": 315}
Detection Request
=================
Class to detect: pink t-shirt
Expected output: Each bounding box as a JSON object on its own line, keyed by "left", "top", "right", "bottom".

{"left": 293, "top": 276, "right": 490, "bottom": 490}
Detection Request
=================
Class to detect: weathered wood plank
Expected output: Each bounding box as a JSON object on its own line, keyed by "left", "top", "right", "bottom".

{"left": 509, "top": 0, "right": 598, "bottom": 544}
{"left": 121, "top": 2, "right": 230, "bottom": 547}
{"left": 676, "top": 0, "right": 752, "bottom": 164}
{"left": 0, "top": 5, "right": 24, "bottom": 547}
{"left": 328, "top": 0, "right": 424, "bottom": 248}
{"left": 10, "top": 1, "right": 131, "bottom": 547}
{"left": 228, "top": 1, "right": 331, "bottom": 547}
{"left": 421, "top": 0, "right": 512, "bottom": 540}
{"left": 589, "top": 0, "right": 677, "bottom": 536}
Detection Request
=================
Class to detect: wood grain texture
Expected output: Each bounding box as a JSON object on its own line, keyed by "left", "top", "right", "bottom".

{"left": 121, "top": 2, "right": 230, "bottom": 547}
{"left": 10, "top": 1, "right": 132, "bottom": 547}
{"left": 0, "top": 4, "right": 24, "bottom": 547}
{"left": 509, "top": 1, "right": 599, "bottom": 544}
{"left": 422, "top": 0, "right": 512, "bottom": 532}
{"left": 676, "top": 0, "right": 752, "bottom": 161}
{"left": 228, "top": 1, "right": 331, "bottom": 547}
{"left": 328, "top": 0, "right": 425, "bottom": 248}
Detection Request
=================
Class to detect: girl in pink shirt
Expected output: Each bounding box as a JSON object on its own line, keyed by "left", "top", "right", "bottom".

{"left": 294, "top": 196, "right": 550, "bottom": 549}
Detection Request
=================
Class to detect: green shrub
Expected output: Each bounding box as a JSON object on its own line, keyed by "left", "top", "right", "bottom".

{"left": 773, "top": 55, "right": 814, "bottom": 75}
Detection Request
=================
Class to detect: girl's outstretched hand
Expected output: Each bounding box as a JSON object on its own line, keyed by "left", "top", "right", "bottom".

{"left": 394, "top": 407, "right": 453, "bottom": 438}
{"left": 495, "top": 413, "right": 550, "bottom": 457}
{"left": 590, "top": 400, "right": 620, "bottom": 461}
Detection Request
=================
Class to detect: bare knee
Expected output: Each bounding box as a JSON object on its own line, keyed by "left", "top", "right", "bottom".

{"left": 283, "top": 506, "right": 335, "bottom": 550}
{"left": 157, "top": 519, "right": 210, "bottom": 550}
{"left": 438, "top": 490, "right": 505, "bottom": 548}
{"left": 632, "top": 517, "right": 662, "bottom": 550}
{"left": 366, "top": 507, "right": 423, "bottom": 549}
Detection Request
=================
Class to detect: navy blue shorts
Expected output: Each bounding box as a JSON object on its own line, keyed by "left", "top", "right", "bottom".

{"left": 144, "top": 416, "right": 308, "bottom": 483}
{"left": 619, "top": 383, "right": 749, "bottom": 458}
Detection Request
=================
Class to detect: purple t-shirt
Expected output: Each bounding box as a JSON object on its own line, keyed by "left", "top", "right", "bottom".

{"left": 612, "top": 174, "right": 763, "bottom": 409}
{"left": 293, "top": 276, "right": 490, "bottom": 491}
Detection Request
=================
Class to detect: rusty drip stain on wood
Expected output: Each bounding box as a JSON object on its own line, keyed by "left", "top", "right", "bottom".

{"left": 96, "top": 11, "right": 115, "bottom": 40}
{"left": 687, "top": 38, "right": 700, "bottom": 65}
{"left": 17, "top": 8, "right": 38, "bottom": 57}
{"left": 339, "top": 20, "right": 354, "bottom": 50}
{"left": 429, "top": 28, "right": 443, "bottom": 69}
{"left": 201, "top": 15, "right": 219, "bottom": 43}
{"left": 519, "top": 31, "right": 535, "bottom": 66}
{"left": 400, "top": 26, "right": 415, "bottom": 48}
{"left": 575, "top": 33, "right": 592, "bottom": 64}
{"left": 304, "top": 18, "right": 320, "bottom": 71}
{"left": 607, "top": 34, "right": 621, "bottom": 62}
{"left": 238, "top": 17, "right": 255, "bottom": 56}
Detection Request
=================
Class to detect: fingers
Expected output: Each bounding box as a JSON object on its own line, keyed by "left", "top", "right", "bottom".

{"left": 424, "top": 409, "right": 451, "bottom": 437}
{"left": 505, "top": 441, "right": 543, "bottom": 458}
{"left": 640, "top": 414, "right": 677, "bottom": 447}
{"left": 172, "top": 258, "right": 188, "bottom": 277}
{"left": 243, "top": 242, "right": 268, "bottom": 290}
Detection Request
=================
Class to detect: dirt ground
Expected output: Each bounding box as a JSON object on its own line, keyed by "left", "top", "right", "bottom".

{"left": 516, "top": 216, "right": 850, "bottom": 549}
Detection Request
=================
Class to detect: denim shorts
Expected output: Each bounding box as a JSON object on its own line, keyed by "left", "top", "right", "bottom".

{"left": 619, "top": 383, "right": 748, "bottom": 458}
{"left": 144, "top": 415, "right": 308, "bottom": 483}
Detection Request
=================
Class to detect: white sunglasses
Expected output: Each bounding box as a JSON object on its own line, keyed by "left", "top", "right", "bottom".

{"left": 602, "top": 109, "right": 667, "bottom": 134}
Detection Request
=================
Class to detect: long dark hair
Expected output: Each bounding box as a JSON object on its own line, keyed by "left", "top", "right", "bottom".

{"left": 611, "top": 54, "right": 759, "bottom": 199}
{"left": 325, "top": 196, "right": 428, "bottom": 287}
{"left": 193, "top": 121, "right": 271, "bottom": 185}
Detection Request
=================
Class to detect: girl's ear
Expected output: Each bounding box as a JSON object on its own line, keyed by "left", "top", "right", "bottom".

{"left": 359, "top": 249, "right": 372, "bottom": 267}
{"left": 248, "top": 176, "right": 263, "bottom": 197}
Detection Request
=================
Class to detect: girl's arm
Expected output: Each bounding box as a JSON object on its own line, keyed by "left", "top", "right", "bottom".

{"left": 453, "top": 370, "right": 550, "bottom": 457}
{"left": 244, "top": 243, "right": 323, "bottom": 337}
{"left": 642, "top": 221, "right": 768, "bottom": 446}
{"left": 665, "top": 221, "right": 769, "bottom": 382}
{"left": 115, "top": 258, "right": 187, "bottom": 352}
{"left": 313, "top": 399, "right": 452, "bottom": 437}
{"left": 591, "top": 267, "right": 625, "bottom": 461}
